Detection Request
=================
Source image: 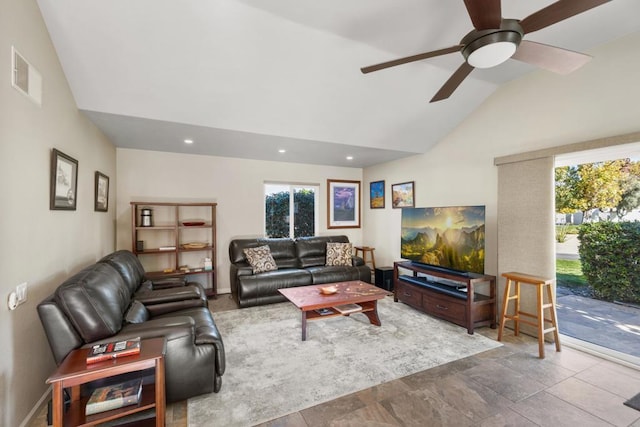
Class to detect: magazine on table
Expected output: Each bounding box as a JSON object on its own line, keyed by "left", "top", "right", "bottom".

{"left": 334, "top": 304, "right": 362, "bottom": 314}
{"left": 86, "top": 337, "right": 141, "bottom": 364}
{"left": 85, "top": 379, "right": 143, "bottom": 415}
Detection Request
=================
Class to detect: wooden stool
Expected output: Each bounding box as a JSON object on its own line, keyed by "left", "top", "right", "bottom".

{"left": 354, "top": 246, "right": 376, "bottom": 271}
{"left": 498, "top": 272, "right": 561, "bottom": 358}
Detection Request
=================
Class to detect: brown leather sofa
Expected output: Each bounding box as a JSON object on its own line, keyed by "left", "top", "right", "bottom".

{"left": 229, "top": 235, "right": 371, "bottom": 308}
{"left": 37, "top": 250, "right": 225, "bottom": 402}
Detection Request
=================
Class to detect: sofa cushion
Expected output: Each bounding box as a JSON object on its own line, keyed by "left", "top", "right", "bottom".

{"left": 306, "top": 266, "right": 362, "bottom": 284}
{"left": 326, "top": 242, "right": 353, "bottom": 266}
{"left": 238, "top": 269, "right": 311, "bottom": 306}
{"left": 296, "top": 235, "right": 350, "bottom": 268}
{"left": 243, "top": 245, "right": 277, "bottom": 273}
{"left": 124, "top": 300, "right": 150, "bottom": 324}
{"left": 99, "top": 250, "right": 146, "bottom": 296}
{"left": 230, "top": 238, "right": 298, "bottom": 268}
{"left": 54, "top": 263, "right": 130, "bottom": 343}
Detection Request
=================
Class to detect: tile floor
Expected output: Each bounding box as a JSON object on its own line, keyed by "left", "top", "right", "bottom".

{"left": 30, "top": 294, "right": 640, "bottom": 426}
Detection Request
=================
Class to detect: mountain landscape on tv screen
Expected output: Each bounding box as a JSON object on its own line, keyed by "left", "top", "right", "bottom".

{"left": 401, "top": 206, "right": 485, "bottom": 274}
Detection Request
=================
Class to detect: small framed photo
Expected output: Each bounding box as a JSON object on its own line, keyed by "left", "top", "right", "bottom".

{"left": 94, "top": 171, "right": 109, "bottom": 212}
{"left": 391, "top": 181, "right": 415, "bottom": 208}
{"left": 370, "top": 180, "right": 385, "bottom": 209}
{"left": 50, "top": 149, "right": 78, "bottom": 210}
{"left": 327, "top": 179, "right": 361, "bottom": 229}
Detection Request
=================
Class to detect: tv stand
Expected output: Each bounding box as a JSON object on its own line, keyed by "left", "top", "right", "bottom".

{"left": 394, "top": 261, "right": 496, "bottom": 334}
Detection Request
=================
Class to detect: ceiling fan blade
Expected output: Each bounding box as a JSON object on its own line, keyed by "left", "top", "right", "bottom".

{"left": 360, "top": 45, "right": 462, "bottom": 74}
{"left": 519, "top": 0, "right": 611, "bottom": 34}
{"left": 463, "top": 0, "right": 502, "bottom": 30}
{"left": 430, "top": 62, "right": 475, "bottom": 103}
{"left": 511, "top": 40, "right": 591, "bottom": 74}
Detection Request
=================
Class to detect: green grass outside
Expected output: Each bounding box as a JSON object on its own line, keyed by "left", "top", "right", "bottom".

{"left": 556, "top": 259, "right": 588, "bottom": 289}
{"left": 560, "top": 224, "right": 581, "bottom": 234}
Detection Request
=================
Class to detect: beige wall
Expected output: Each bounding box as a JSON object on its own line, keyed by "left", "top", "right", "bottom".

{"left": 116, "top": 149, "right": 364, "bottom": 293}
{"left": 0, "top": 1, "right": 116, "bottom": 425}
{"left": 364, "top": 31, "right": 640, "bottom": 307}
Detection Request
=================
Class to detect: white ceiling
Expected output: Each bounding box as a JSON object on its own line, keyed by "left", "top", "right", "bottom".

{"left": 36, "top": 0, "right": 640, "bottom": 167}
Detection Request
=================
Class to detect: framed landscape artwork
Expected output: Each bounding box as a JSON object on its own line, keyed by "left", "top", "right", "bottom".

{"left": 392, "top": 181, "right": 415, "bottom": 208}
{"left": 94, "top": 171, "right": 109, "bottom": 212}
{"left": 370, "top": 180, "right": 385, "bottom": 209}
{"left": 327, "top": 179, "right": 361, "bottom": 229}
{"left": 50, "top": 148, "right": 78, "bottom": 210}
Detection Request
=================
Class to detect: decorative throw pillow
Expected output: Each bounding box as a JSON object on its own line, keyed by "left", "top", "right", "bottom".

{"left": 326, "top": 242, "right": 353, "bottom": 266}
{"left": 243, "top": 245, "right": 277, "bottom": 274}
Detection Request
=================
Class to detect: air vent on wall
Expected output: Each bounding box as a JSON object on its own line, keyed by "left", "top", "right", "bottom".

{"left": 11, "top": 46, "right": 42, "bottom": 105}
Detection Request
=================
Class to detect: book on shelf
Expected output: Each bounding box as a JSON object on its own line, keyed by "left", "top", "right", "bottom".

{"left": 85, "top": 378, "right": 143, "bottom": 416}
{"left": 314, "top": 308, "right": 334, "bottom": 316}
{"left": 86, "top": 337, "right": 141, "bottom": 364}
{"left": 334, "top": 303, "right": 362, "bottom": 314}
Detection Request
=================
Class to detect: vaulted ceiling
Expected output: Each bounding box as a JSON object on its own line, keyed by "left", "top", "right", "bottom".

{"left": 37, "top": 0, "right": 640, "bottom": 167}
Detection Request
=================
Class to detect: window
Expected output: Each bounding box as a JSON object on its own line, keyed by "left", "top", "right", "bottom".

{"left": 265, "top": 183, "right": 318, "bottom": 238}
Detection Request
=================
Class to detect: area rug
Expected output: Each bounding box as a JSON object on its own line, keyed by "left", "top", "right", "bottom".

{"left": 187, "top": 296, "right": 501, "bottom": 426}
{"left": 624, "top": 392, "right": 640, "bottom": 411}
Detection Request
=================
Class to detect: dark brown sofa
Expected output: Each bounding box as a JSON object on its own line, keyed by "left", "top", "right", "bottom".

{"left": 229, "top": 235, "right": 371, "bottom": 307}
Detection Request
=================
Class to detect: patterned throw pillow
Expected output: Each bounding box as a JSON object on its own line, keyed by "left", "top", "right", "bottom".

{"left": 326, "top": 242, "right": 353, "bottom": 266}
{"left": 243, "top": 245, "right": 277, "bottom": 274}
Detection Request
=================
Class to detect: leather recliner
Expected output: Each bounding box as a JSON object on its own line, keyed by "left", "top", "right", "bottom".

{"left": 99, "top": 250, "right": 208, "bottom": 314}
{"left": 38, "top": 252, "right": 225, "bottom": 402}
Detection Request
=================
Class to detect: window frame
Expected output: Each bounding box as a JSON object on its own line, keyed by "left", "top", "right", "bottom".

{"left": 264, "top": 182, "right": 319, "bottom": 239}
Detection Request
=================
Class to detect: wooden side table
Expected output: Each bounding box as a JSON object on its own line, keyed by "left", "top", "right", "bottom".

{"left": 354, "top": 246, "right": 376, "bottom": 270}
{"left": 46, "top": 337, "right": 166, "bottom": 427}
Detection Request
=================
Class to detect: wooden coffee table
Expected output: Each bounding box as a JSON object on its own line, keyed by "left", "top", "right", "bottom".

{"left": 278, "top": 281, "right": 391, "bottom": 341}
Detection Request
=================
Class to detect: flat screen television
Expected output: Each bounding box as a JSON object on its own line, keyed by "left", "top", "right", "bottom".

{"left": 401, "top": 205, "right": 485, "bottom": 275}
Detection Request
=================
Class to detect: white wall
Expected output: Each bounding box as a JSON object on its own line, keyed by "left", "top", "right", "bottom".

{"left": 116, "top": 149, "right": 364, "bottom": 293}
{"left": 364, "top": 31, "right": 640, "bottom": 277}
{"left": 0, "top": 1, "right": 116, "bottom": 425}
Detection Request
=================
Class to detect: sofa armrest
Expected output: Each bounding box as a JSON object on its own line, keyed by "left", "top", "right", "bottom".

{"left": 117, "top": 316, "right": 197, "bottom": 341}
{"left": 135, "top": 284, "right": 204, "bottom": 304}
{"left": 37, "top": 295, "right": 84, "bottom": 365}
{"left": 145, "top": 299, "right": 207, "bottom": 316}
{"left": 229, "top": 263, "right": 253, "bottom": 296}
{"left": 352, "top": 256, "right": 365, "bottom": 267}
{"left": 149, "top": 276, "right": 187, "bottom": 289}
{"left": 231, "top": 263, "right": 252, "bottom": 276}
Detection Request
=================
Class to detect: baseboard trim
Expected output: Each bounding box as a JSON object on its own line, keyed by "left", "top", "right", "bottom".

{"left": 20, "top": 385, "right": 51, "bottom": 427}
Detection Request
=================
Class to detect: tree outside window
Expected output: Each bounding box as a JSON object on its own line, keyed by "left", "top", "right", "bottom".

{"left": 265, "top": 184, "right": 318, "bottom": 238}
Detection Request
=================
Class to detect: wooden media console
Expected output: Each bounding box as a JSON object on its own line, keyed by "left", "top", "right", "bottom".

{"left": 393, "top": 261, "right": 496, "bottom": 334}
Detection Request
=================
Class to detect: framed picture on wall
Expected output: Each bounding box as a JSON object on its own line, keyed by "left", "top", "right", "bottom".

{"left": 50, "top": 148, "right": 78, "bottom": 210}
{"left": 391, "top": 181, "right": 415, "bottom": 208}
{"left": 327, "top": 179, "right": 361, "bottom": 228}
{"left": 370, "top": 180, "right": 385, "bottom": 209}
{"left": 94, "top": 171, "right": 109, "bottom": 212}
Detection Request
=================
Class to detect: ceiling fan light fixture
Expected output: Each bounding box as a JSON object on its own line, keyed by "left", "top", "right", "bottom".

{"left": 461, "top": 22, "right": 523, "bottom": 69}
{"left": 467, "top": 41, "right": 517, "bottom": 68}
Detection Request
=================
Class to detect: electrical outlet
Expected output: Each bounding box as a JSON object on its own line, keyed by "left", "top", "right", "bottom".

{"left": 16, "top": 282, "right": 27, "bottom": 303}
{"left": 7, "top": 292, "right": 18, "bottom": 310}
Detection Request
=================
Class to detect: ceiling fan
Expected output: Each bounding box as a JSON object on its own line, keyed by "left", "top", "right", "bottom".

{"left": 360, "top": 0, "right": 611, "bottom": 102}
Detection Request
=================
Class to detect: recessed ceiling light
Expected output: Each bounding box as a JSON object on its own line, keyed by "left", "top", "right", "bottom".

{"left": 278, "top": 149, "right": 286, "bottom": 153}
{"left": 184, "top": 139, "right": 193, "bottom": 144}
{"left": 346, "top": 156, "right": 353, "bottom": 160}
